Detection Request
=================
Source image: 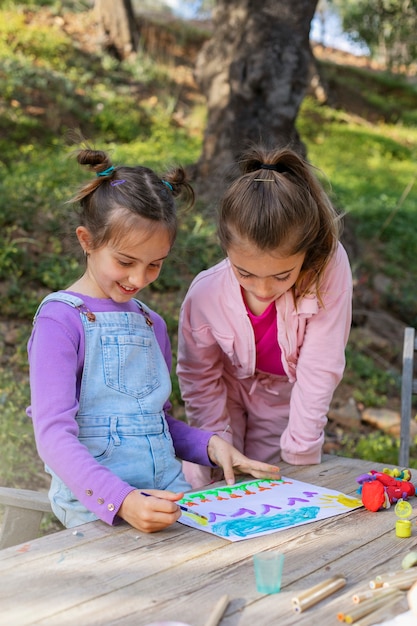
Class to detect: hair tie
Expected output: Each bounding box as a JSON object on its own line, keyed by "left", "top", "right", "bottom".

{"left": 260, "top": 163, "right": 278, "bottom": 171}
{"left": 259, "top": 163, "right": 291, "bottom": 173}
{"left": 162, "top": 180, "right": 173, "bottom": 192}
{"left": 96, "top": 166, "right": 115, "bottom": 177}
{"left": 253, "top": 162, "right": 291, "bottom": 182}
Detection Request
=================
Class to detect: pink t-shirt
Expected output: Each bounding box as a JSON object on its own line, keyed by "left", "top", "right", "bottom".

{"left": 245, "top": 300, "right": 286, "bottom": 376}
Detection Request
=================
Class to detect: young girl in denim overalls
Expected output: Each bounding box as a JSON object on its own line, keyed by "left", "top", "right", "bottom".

{"left": 27, "top": 148, "right": 280, "bottom": 533}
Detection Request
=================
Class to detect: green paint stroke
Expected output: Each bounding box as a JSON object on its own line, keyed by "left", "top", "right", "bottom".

{"left": 181, "top": 479, "right": 286, "bottom": 505}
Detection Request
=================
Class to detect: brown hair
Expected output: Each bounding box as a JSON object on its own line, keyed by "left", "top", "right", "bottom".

{"left": 69, "top": 148, "right": 194, "bottom": 249}
{"left": 217, "top": 146, "right": 342, "bottom": 296}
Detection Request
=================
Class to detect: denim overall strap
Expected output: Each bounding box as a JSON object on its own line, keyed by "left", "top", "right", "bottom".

{"left": 32, "top": 291, "right": 85, "bottom": 323}
{"left": 42, "top": 293, "right": 190, "bottom": 528}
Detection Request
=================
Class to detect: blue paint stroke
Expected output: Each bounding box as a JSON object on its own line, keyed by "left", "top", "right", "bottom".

{"left": 211, "top": 506, "right": 320, "bottom": 538}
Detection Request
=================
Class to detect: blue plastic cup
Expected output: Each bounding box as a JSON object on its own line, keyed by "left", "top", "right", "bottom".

{"left": 253, "top": 551, "right": 285, "bottom": 594}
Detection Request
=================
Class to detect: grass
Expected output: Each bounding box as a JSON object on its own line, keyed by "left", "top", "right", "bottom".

{"left": 1, "top": 3, "right": 417, "bottom": 494}
{"left": 298, "top": 96, "right": 417, "bottom": 327}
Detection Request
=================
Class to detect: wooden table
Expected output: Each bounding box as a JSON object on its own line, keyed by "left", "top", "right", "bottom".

{"left": 1, "top": 455, "right": 416, "bottom": 626}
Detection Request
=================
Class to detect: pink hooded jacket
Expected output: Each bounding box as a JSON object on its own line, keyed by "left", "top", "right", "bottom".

{"left": 177, "top": 242, "right": 352, "bottom": 465}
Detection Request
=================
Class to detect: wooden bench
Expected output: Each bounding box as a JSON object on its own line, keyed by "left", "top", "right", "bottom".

{"left": 0, "top": 487, "right": 53, "bottom": 549}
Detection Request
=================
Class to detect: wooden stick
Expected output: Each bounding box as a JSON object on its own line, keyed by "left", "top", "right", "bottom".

{"left": 204, "top": 594, "right": 230, "bottom": 626}
{"left": 291, "top": 575, "right": 346, "bottom": 613}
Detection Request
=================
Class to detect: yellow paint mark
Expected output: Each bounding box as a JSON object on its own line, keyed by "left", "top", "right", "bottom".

{"left": 184, "top": 512, "right": 209, "bottom": 526}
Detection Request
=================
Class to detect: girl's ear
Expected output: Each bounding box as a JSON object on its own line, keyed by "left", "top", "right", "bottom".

{"left": 76, "top": 226, "right": 92, "bottom": 255}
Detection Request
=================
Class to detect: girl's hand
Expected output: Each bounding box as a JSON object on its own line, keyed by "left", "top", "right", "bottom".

{"left": 118, "top": 489, "right": 185, "bottom": 533}
{"left": 207, "top": 435, "right": 281, "bottom": 485}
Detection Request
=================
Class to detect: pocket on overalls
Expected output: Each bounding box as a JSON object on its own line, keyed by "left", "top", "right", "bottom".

{"left": 101, "top": 334, "right": 160, "bottom": 398}
{"left": 77, "top": 416, "right": 118, "bottom": 461}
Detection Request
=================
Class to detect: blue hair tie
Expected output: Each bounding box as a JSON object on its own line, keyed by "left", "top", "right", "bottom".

{"left": 97, "top": 166, "right": 115, "bottom": 177}
{"left": 162, "top": 180, "right": 173, "bottom": 192}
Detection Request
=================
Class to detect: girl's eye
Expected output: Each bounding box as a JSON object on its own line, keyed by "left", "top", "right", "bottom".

{"left": 237, "top": 271, "right": 291, "bottom": 282}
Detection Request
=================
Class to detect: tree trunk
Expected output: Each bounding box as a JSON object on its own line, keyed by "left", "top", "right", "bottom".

{"left": 195, "top": 0, "right": 319, "bottom": 196}
{"left": 94, "top": 0, "right": 139, "bottom": 60}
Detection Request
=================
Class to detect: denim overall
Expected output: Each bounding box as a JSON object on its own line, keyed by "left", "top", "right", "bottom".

{"left": 34, "top": 292, "right": 190, "bottom": 527}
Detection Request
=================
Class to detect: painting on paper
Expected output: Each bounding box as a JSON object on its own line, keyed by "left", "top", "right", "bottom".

{"left": 178, "top": 477, "right": 362, "bottom": 542}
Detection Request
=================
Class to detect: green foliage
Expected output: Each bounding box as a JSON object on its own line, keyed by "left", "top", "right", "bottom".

{"left": 344, "top": 345, "right": 399, "bottom": 407}
{"left": 0, "top": 12, "right": 70, "bottom": 63}
{"left": 340, "top": 431, "right": 417, "bottom": 469}
{"left": 0, "top": 368, "right": 44, "bottom": 487}
{"left": 0, "top": 1, "right": 90, "bottom": 10}
{"left": 317, "top": 60, "right": 417, "bottom": 123}
{"left": 0, "top": 6, "right": 207, "bottom": 321}
{"left": 331, "top": 0, "right": 417, "bottom": 69}
{"left": 298, "top": 69, "right": 417, "bottom": 325}
{"left": 91, "top": 94, "right": 153, "bottom": 143}
{"left": 153, "top": 211, "right": 221, "bottom": 291}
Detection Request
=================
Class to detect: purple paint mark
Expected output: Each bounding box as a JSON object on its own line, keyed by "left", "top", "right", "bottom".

{"left": 261, "top": 504, "right": 283, "bottom": 514}
{"left": 207, "top": 512, "right": 228, "bottom": 523}
{"left": 288, "top": 497, "right": 310, "bottom": 505}
{"left": 231, "top": 507, "right": 257, "bottom": 518}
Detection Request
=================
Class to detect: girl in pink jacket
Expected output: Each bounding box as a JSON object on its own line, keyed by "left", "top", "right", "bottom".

{"left": 177, "top": 146, "right": 352, "bottom": 488}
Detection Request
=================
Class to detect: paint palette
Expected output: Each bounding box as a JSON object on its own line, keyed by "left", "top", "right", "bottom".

{"left": 178, "top": 477, "right": 362, "bottom": 541}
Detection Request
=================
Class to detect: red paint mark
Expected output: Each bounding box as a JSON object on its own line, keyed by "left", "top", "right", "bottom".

{"left": 17, "top": 544, "right": 30, "bottom": 553}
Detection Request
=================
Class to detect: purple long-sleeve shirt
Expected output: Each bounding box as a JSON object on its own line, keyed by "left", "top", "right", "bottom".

{"left": 27, "top": 292, "right": 214, "bottom": 525}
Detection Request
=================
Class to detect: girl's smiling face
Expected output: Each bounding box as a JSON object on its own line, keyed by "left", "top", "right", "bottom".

{"left": 74, "top": 220, "right": 171, "bottom": 301}
{"left": 227, "top": 237, "right": 305, "bottom": 315}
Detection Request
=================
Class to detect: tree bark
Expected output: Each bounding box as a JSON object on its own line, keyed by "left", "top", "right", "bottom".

{"left": 195, "top": 0, "right": 318, "bottom": 195}
{"left": 94, "top": 0, "right": 139, "bottom": 60}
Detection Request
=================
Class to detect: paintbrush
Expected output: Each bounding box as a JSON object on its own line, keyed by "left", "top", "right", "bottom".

{"left": 140, "top": 491, "right": 208, "bottom": 520}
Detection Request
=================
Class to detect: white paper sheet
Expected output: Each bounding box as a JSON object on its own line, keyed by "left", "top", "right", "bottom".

{"left": 178, "top": 476, "right": 362, "bottom": 541}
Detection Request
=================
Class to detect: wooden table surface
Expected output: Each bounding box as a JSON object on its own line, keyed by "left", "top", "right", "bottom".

{"left": 1, "top": 455, "right": 416, "bottom": 626}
